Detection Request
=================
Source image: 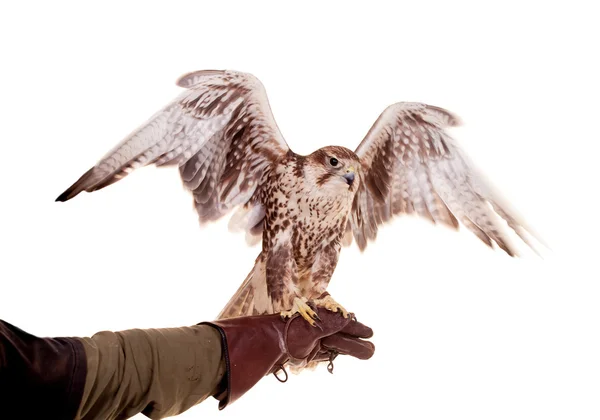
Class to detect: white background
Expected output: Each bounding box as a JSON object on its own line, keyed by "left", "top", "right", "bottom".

{"left": 1, "top": 1, "right": 598, "bottom": 419}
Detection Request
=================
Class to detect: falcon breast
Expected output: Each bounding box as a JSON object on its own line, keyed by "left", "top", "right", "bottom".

{"left": 55, "top": 70, "right": 543, "bottom": 328}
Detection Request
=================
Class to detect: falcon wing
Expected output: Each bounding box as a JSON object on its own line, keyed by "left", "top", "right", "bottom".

{"left": 348, "top": 102, "right": 543, "bottom": 256}
{"left": 56, "top": 70, "right": 290, "bottom": 239}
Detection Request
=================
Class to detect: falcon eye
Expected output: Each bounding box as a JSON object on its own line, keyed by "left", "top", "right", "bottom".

{"left": 329, "top": 157, "right": 339, "bottom": 167}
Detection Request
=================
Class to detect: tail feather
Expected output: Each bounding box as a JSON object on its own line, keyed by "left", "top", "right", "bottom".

{"left": 217, "top": 274, "right": 256, "bottom": 319}
{"left": 217, "top": 257, "right": 325, "bottom": 375}
{"left": 217, "top": 256, "right": 271, "bottom": 319}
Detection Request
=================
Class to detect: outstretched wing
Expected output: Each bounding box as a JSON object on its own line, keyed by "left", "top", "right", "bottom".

{"left": 56, "top": 70, "right": 290, "bottom": 236}
{"left": 349, "top": 102, "right": 541, "bottom": 256}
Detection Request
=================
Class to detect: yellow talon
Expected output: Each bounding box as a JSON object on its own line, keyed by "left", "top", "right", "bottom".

{"left": 312, "top": 294, "right": 349, "bottom": 318}
{"left": 281, "top": 297, "right": 319, "bottom": 327}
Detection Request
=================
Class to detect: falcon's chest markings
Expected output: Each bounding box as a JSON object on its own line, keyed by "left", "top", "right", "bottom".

{"left": 262, "top": 156, "right": 352, "bottom": 260}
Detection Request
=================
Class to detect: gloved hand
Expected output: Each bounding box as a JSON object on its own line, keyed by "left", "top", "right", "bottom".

{"left": 201, "top": 306, "right": 375, "bottom": 410}
{"left": 287, "top": 313, "right": 375, "bottom": 373}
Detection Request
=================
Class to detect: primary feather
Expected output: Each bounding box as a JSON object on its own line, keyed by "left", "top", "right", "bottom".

{"left": 56, "top": 70, "right": 289, "bottom": 234}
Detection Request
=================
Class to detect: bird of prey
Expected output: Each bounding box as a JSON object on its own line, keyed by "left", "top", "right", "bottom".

{"left": 56, "top": 70, "right": 540, "bottom": 326}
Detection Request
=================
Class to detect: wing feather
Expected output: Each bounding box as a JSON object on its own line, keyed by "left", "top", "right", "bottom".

{"left": 56, "top": 70, "right": 289, "bottom": 239}
{"left": 350, "top": 102, "right": 542, "bottom": 256}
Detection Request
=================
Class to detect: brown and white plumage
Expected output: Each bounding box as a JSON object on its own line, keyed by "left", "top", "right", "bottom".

{"left": 348, "top": 102, "right": 541, "bottom": 256}
{"left": 56, "top": 70, "right": 286, "bottom": 232}
{"left": 56, "top": 70, "right": 542, "bottom": 328}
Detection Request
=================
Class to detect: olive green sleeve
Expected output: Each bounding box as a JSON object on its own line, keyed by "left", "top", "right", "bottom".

{"left": 74, "top": 324, "right": 226, "bottom": 420}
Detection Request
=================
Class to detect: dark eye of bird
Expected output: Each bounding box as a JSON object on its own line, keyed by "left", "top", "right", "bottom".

{"left": 329, "top": 157, "right": 338, "bottom": 166}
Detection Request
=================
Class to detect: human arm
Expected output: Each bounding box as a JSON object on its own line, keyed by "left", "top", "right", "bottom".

{"left": 0, "top": 308, "right": 375, "bottom": 419}
{"left": 0, "top": 320, "right": 225, "bottom": 420}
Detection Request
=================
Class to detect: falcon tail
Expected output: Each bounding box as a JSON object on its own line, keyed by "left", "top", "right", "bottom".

{"left": 217, "top": 255, "right": 272, "bottom": 319}
{"left": 217, "top": 273, "right": 256, "bottom": 319}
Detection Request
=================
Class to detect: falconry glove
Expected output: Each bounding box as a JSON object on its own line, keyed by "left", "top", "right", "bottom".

{"left": 201, "top": 307, "right": 375, "bottom": 410}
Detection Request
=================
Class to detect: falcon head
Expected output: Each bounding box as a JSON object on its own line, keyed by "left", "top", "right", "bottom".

{"left": 306, "top": 146, "right": 361, "bottom": 194}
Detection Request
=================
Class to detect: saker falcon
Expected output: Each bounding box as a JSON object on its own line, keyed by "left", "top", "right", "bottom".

{"left": 56, "top": 70, "right": 541, "bottom": 326}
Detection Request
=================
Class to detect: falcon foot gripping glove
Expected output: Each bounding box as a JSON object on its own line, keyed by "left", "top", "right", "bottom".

{"left": 200, "top": 307, "right": 375, "bottom": 409}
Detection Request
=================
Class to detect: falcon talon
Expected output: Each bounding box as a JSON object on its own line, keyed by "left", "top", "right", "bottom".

{"left": 281, "top": 297, "right": 323, "bottom": 327}
{"left": 311, "top": 294, "right": 349, "bottom": 320}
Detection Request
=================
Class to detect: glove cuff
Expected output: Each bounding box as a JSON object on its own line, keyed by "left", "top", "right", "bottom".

{"left": 199, "top": 314, "right": 290, "bottom": 410}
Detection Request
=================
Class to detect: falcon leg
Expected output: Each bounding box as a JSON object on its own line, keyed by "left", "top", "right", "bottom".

{"left": 308, "top": 243, "right": 349, "bottom": 318}
{"left": 312, "top": 292, "right": 350, "bottom": 319}
{"left": 266, "top": 235, "right": 317, "bottom": 324}
{"left": 281, "top": 296, "right": 320, "bottom": 327}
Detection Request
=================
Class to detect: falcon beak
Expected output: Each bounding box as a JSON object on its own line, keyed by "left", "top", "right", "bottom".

{"left": 343, "top": 167, "right": 355, "bottom": 186}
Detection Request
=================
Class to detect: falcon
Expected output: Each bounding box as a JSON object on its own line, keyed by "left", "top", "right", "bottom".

{"left": 56, "top": 70, "right": 541, "bottom": 326}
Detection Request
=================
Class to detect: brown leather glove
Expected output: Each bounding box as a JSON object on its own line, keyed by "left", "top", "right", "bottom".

{"left": 201, "top": 307, "right": 375, "bottom": 410}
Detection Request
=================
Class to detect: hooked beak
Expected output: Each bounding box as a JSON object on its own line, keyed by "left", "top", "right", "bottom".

{"left": 343, "top": 167, "right": 356, "bottom": 186}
